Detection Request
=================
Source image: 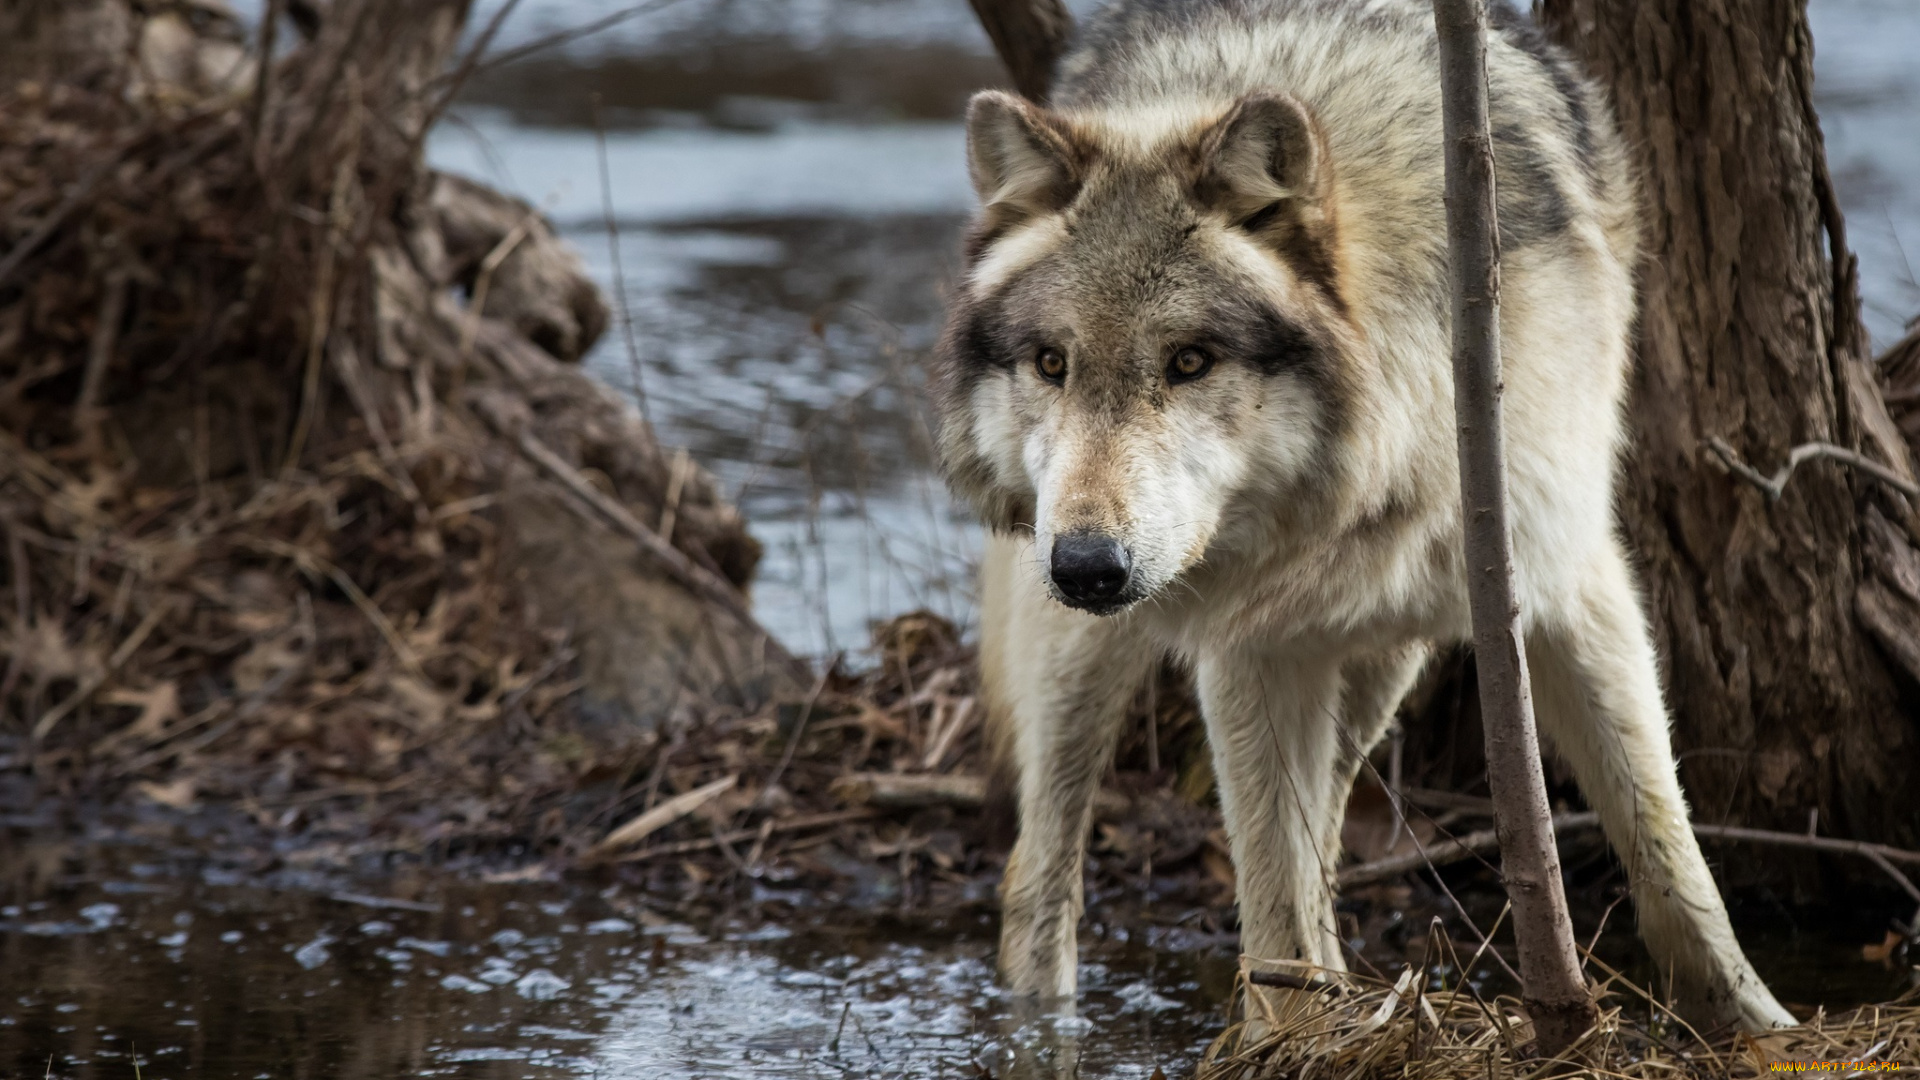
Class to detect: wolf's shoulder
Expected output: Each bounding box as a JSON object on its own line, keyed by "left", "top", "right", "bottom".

{"left": 1056, "top": 0, "right": 1591, "bottom": 117}
{"left": 1057, "top": 0, "right": 1429, "bottom": 100}
{"left": 1053, "top": 0, "right": 1630, "bottom": 261}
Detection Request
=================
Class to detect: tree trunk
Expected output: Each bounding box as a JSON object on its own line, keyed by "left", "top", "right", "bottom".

{"left": 1538, "top": 0, "right": 1920, "bottom": 853}
{"left": 964, "top": 0, "right": 1072, "bottom": 102}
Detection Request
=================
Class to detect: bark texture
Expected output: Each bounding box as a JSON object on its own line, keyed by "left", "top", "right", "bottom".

{"left": 1539, "top": 0, "right": 1920, "bottom": 852}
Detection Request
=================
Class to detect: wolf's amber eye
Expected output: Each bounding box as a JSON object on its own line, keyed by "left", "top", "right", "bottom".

{"left": 1168, "top": 347, "right": 1214, "bottom": 383}
{"left": 1035, "top": 348, "right": 1067, "bottom": 383}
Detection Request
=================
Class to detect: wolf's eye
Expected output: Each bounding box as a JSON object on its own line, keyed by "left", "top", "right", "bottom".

{"left": 1168, "top": 347, "right": 1214, "bottom": 383}
{"left": 1035, "top": 348, "right": 1067, "bottom": 383}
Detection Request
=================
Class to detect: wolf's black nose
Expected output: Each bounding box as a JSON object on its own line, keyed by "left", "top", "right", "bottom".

{"left": 1050, "top": 533, "right": 1132, "bottom": 607}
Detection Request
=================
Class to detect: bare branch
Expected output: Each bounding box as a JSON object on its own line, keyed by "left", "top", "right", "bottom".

{"left": 827, "top": 771, "right": 1132, "bottom": 819}
{"left": 1705, "top": 435, "right": 1920, "bottom": 502}
{"left": 1344, "top": 801, "right": 1920, "bottom": 903}
{"left": 73, "top": 269, "right": 130, "bottom": 449}
{"left": 1246, "top": 969, "right": 1348, "bottom": 996}
{"left": 1691, "top": 822, "right": 1920, "bottom": 900}
{"left": 29, "top": 602, "right": 171, "bottom": 742}
{"left": 0, "top": 138, "right": 145, "bottom": 292}
{"left": 476, "top": 410, "right": 807, "bottom": 682}
{"left": 611, "top": 808, "right": 877, "bottom": 864}
{"left": 1338, "top": 812, "right": 1601, "bottom": 890}
{"left": 440, "top": 0, "right": 688, "bottom": 88}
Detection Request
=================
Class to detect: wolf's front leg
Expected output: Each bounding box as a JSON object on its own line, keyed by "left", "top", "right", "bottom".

{"left": 1529, "top": 542, "right": 1794, "bottom": 1032}
{"left": 980, "top": 533, "right": 1153, "bottom": 1000}
{"left": 1195, "top": 645, "right": 1349, "bottom": 972}
{"left": 1324, "top": 645, "right": 1433, "bottom": 871}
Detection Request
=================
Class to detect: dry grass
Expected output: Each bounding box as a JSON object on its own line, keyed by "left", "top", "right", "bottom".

{"left": 1201, "top": 955, "right": 1918, "bottom": 1079}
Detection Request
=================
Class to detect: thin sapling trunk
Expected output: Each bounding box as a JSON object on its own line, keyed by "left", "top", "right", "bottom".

{"left": 1430, "top": 0, "right": 1599, "bottom": 1057}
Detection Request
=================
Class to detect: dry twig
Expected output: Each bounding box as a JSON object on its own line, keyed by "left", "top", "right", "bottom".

{"left": 1706, "top": 435, "right": 1920, "bottom": 502}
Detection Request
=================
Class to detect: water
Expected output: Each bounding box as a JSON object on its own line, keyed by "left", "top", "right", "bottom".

{"left": 0, "top": 820, "right": 1233, "bottom": 1079}
{"left": 2, "top": 817, "right": 1909, "bottom": 1079}
{"left": 420, "top": 0, "right": 1920, "bottom": 657}
{"left": 427, "top": 0, "right": 1004, "bottom": 658}
{"left": 1811, "top": 0, "right": 1920, "bottom": 346}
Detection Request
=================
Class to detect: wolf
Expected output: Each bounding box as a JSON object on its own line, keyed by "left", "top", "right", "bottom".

{"left": 932, "top": 0, "right": 1793, "bottom": 1033}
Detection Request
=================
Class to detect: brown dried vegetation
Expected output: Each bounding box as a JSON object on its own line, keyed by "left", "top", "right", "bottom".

{"left": 1201, "top": 961, "right": 1920, "bottom": 1080}
{"left": 0, "top": 0, "right": 792, "bottom": 855}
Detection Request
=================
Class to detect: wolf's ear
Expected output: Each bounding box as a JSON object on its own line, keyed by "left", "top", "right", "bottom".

{"left": 1196, "top": 92, "right": 1341, "bottom": 298}
{"left": 966, "top": 91, "right": 1082, "bottom": 228}
{"left": 1196, "top": 92, "right": 1329, "bottom": 212}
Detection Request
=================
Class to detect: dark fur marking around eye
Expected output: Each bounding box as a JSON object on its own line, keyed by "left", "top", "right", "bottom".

{"left": 945, "top": 296, "right": 1026, "bottom": 396}
{"left": 960, "top": 306, "right": 1007, "bottom": 371}
{"left": 1239, "top": 306, "right": 1326, "bottom": 385}
{"left": 1240, "top": 202, "right": 1284, "bottom": 233}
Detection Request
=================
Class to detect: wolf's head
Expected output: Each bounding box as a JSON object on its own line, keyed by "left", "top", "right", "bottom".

{"left": 935, "top": 90, "right": 1356, "bottom": 615}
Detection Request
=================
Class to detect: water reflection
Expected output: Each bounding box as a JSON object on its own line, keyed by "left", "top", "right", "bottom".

{"left": 2, "top": 820, "right": 1906, "bottom": 1078}
{"left": 430, "top": 108, "right": 981, "bottom": 655}
{"left": 0, "top": 826, "right": 1229, "bottom": 1079}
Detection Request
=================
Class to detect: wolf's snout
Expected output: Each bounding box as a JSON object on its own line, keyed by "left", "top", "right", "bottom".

{"left": 1049, "top": 532, "right": 1132, "bottom": 609}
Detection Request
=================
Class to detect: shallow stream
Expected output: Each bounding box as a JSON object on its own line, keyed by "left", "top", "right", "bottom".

{"left": 7, "top": 807, "right": 1919, "bottom": 1079}
{"left": 0, "top": 813, "right": 1237, "bottom": 1078}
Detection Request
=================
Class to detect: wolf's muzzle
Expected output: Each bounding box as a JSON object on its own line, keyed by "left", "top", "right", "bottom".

{"left": 1049, "top": 532, "right": 1132, "bottom": 610}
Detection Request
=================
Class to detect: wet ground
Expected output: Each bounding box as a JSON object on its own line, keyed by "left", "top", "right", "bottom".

{"left": 0, "top": 812, "right": 1236, "bottom": 1079}
{"left": 3, "top": 811, "right": 1913, "bottom": 1080}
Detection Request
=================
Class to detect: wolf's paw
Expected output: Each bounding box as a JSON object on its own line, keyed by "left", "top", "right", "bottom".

{"left": 996, "top": 897, "right": 1080, "bottom": 1001}
{"left": 1732, "top": 987, "right": 1798, "bottom": 1032}
{"left": 1675, "top": 973, "right": 1797, "bottom": 1035}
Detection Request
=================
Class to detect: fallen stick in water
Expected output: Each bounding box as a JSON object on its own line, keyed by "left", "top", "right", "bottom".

{"left": 592, "top": 774, "right": 737, "bottom": 856}
{"left": 1690, "top": 823, "right": 1920, "bottom": 902}
{"left": 1246, "top": 969, "right": 1349, "bottom": 996}
{"left": 830, "top": 772, "right": 986, "bottom": 809}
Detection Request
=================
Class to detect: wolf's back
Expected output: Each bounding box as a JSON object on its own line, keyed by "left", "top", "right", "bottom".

{"left": 1051, "top": 0, "right": 1636, "bottom": 315}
